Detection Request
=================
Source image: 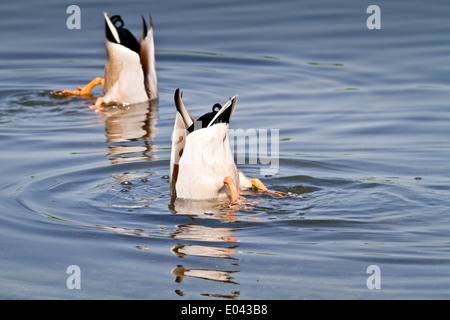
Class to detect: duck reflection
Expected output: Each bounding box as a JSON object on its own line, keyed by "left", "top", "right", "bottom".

{"left": 170, "top": 223, "right": 239, "bottom": 284}
{"left": 172, "top": 265, "right": 239, "bottom": 285}
{"left": 98, "top": 99, "right": 158, "bottom": 164}
{"left": 169, "top": 198, "right": 240, "bottom": 221}
{"left": 170, "top": 224, "right": 236, "bottom": 242}
{"left": 171, "top": 243, "right": 238, "bottom": 259}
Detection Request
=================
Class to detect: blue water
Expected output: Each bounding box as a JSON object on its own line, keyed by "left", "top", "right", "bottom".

{"left": 1, "top": 0, "right": 449, "bottom": 299}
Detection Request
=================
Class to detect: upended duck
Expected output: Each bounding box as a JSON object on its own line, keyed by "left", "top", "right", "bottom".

{"left": 170, "top": 89, "right": 281, "bottom": 204}
{"left": 55, "top": 12, "right": 157, "bottom": 106}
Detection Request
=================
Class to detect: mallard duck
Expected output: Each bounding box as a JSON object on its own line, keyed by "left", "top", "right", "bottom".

{"left": 170, "top": 89, "right": 276, "bottom": 203}
{"left": 55, "top": 12, "right": 157, "bottom": 106}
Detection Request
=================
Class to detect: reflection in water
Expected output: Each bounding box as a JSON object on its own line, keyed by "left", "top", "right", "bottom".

{"left": 169, "top": 200, "right": 243, "bottom": 297}
{"left": 99, "top": 99, "right": 159, "bottom": 164}
{"left": 169, "top": 198, "right": 240, "bottom": 221}
{"left": 172, "top": 265, "right": 239, "bottom": 284}
{"left": 201, "top": 291, "right": 240, "bottom": 299}
{"left": 171, "top": 244, "right": 238, "bottom": 259}
{"left": 170, "top": 224, "right": 239, "bottom": 287}
{"left": 170, "top": 224, "right": 236, "bottom": 242}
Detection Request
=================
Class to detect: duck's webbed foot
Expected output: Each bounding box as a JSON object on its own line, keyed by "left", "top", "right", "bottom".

{"left": 223, "top": 176, "right": 246, "bottom": 205}
{"left": 91, "top": 96, "right": 105, "bottom": 110}
{"left": 251, "top": 178, "right": 286, "bottom": 197}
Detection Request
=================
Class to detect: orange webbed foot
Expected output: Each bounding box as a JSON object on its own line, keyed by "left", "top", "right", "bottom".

{"left": 223, "top": 176, "right": 246, "bottom": 205}
{"left": 251, "top": 178, "right": 290, "bottom": 197}
{"left": 88, "top": 96, "right": 105, "bottom": 111}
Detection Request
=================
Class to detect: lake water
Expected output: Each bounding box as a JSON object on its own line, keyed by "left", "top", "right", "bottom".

{"left": 1, "top": 0, "right": 449, "bottom": 299}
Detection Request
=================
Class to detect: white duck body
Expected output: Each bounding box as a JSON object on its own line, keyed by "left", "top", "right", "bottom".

{"left": 103, "top": 12, "right": 158, "bottom": 105}
{"left": 170, "top": 89, "right": 252, "bottom": 201}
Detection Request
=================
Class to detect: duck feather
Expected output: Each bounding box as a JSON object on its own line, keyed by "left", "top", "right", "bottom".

{"left": 103, "top": 12, "right": 157, "bottom": 105}
{"left": 170, "top": 89, "right": 244, "bottom": 201}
